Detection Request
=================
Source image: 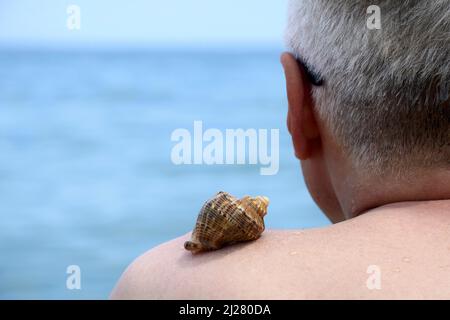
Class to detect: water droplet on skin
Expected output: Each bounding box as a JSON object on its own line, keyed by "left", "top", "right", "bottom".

{"left": 294, "top": 231, "right": 303, "bottom": 235}
{"left": 394, "top": 268, "right": 401, "bottom": 273}
{"left": 402, "top": 257, "right": 411, "bottom": 263}
{"left": 290, "top": 251, "right": 298, "bottom": 256}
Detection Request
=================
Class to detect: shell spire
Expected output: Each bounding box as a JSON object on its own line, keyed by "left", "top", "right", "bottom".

{"left": 251, "top": 196, "right": 269, "bottom": 217}
{"left": 184, "top": 191, "right": 269, "bottom": 253}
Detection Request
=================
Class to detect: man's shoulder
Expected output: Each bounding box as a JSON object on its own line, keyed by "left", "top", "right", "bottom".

{"left": 110, "top": 202, "right": 450, "bottom": 299}
{"left": 110, "top": 234, "right": 189, "bottom": 299}
{"left": 110, "top": 225, "right": 367, "bottom": 299}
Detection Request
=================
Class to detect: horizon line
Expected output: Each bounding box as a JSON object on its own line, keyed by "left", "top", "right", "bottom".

{"left": 0, "top": 40, "right": 285, "bottom": 52}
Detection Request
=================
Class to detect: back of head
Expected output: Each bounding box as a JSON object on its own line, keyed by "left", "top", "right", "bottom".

{"left": 286, "top": 0, "right": 449, "bottom": 174}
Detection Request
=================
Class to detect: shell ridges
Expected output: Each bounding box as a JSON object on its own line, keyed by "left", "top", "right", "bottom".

{"left": 184, "top": 191, "right": 269, "bottom": 253}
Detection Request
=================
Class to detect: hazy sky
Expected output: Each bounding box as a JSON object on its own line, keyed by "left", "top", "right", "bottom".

{"left": 0, "top": 0, "right": 289, "bottom": 48}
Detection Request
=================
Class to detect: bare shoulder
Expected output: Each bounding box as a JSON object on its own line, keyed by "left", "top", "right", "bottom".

{"left": 110, "top": 203, "right": 450, "bottom": 299}
{"left": 110, "top": 234, "right": 194, "bottom": 299}
{"left": 110, "top": 222, "right": 373, "bottom": 300}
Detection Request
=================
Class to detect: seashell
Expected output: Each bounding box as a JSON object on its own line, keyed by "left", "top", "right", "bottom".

{"left": 184, "top": 191, "right": 269, "bottom": 253}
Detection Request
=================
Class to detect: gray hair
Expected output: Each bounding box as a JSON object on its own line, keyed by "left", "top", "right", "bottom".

{"left": 285, "top": 0, "right": 449, "bottom": 174}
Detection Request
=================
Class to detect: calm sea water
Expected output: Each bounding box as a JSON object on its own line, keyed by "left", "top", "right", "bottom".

{"left": 0, "top": 48, "right": 330, "bottom": 299}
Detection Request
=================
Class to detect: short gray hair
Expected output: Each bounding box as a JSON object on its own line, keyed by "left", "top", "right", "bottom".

{"left": 286, "top": 0, "right": 449, "bottom": 174}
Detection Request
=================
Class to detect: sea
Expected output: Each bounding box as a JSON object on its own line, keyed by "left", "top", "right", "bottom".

{"left": 0, "top": 47, "right": 330, "bottom": 299}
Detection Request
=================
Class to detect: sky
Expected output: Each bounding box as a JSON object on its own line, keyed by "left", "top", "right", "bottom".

{"left": 0, "top": 0, "right": 289, "bottom": 48}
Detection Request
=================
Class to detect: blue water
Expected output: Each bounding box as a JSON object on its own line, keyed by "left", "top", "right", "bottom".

{"left": 0, "top": 48, "right": 330, "bottom": 299}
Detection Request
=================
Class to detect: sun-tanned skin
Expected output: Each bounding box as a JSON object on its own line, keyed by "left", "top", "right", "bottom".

{"left": 110, "top": 53, "right": 450, "bottom": 299}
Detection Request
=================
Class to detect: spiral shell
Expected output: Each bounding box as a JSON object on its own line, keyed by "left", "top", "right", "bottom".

{"left": 184, "top": 191, "right": 269, "bottom": 253}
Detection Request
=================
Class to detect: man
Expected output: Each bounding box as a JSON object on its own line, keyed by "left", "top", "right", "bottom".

{"left": 111, "top": 0, "right": 449, "bottom": 299}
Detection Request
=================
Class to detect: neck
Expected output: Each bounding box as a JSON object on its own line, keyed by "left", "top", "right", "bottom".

{"left": 343, "top": 167, "right": 450, "bottom": 218}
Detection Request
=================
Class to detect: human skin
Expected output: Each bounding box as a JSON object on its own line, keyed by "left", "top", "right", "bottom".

{"left": 110, "top": 53, "right": 450, "bottom": 299}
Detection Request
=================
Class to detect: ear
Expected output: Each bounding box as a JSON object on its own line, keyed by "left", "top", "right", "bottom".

{"left": 281, "top": 52, "right": 320, "bottom": 160}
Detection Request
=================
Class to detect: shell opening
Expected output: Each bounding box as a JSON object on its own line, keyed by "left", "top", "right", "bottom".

{"left": 184, "top": 241, "right": 202, "bottom": 253}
